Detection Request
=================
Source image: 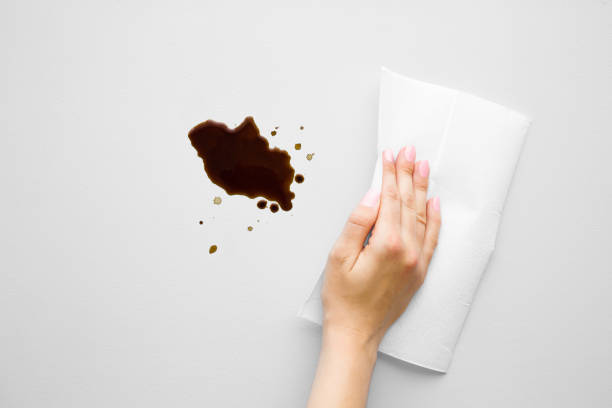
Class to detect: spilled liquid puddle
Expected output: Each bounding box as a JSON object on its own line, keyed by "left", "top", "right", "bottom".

{"left": 189, "top": 116, "right": 296, "bottom": 211}
{"left": 189, "top": 116, "right": 313, "bottom": 254}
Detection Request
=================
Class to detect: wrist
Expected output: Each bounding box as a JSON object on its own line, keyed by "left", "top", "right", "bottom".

{"left": 321, "top": 324, "right": 379, "bottom": 365}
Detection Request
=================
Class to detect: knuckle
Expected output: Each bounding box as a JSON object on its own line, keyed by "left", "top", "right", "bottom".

{"left": 429, "top": 234, "right": 439, "bottom": 249}
{"left": 328, "top": 245, "right": 347, "bottom": 265}
{"left": 346, "top": 211, "right": 371, "bottom": 230}
{"left": 383, "top": 158, "right": 396, "bottom": 172}
{"left": 399, "top": 161, "right": 415, "bottom": 175}
{"left": 414, "top": 178, "right": 429, "bottom": 191}
{"left": 415, "top": 270, "right": 426, "bottom": 286}
{"left": 383, "top": 234, "right": 404, "bottom": 256}
{"left": 401, "top": 198, "right": 416, "bottom": 213}
{"left": 382, "top": 185, "right": 399, "bottom": 201}
{"left": 403, "top": 251, "right": 419, "bottom": 269}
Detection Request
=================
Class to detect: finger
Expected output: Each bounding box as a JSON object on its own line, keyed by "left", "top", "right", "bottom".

{"left": 413, "top": 160, "right": 430, "bottom": 247}
{"left": 421, "top": 197, "right": 441, "bottom": 267}
{"left": 395, "top": 145, "right": 417, "bottom": 248}
{"left": 329, "top": 189, "right": 380, "bottom": 268}
{"left": 376, "top": 149, "right": 401, "bottom": 235}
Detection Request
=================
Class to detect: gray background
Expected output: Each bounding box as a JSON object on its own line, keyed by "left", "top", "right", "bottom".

{"left": 1, "top": 0, "right": 611, "bottom": 406}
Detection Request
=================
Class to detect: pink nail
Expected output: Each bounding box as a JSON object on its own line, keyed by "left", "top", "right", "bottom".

{"left": 404, "top": 145, "right": 416, "bottom": 162}
{"left": 360, "top": 189, "right": 380, "bottom": 208}
{"left": 383, "top": 149, "right": 394, "bottom": 162}
{"left": 433, "top": 197, "right": 440, "bottom": 212}
{"left": 419, "top": 160, "right": 430, "bottom": 178}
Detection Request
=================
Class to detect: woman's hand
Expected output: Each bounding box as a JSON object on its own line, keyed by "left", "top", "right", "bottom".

{"left": 307, "top": 146, "right": 441, "bottom": 408}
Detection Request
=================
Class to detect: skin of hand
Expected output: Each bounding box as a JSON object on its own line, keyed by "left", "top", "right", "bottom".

{"left": 307, "top": 146, "right": 441, "bottom": 408}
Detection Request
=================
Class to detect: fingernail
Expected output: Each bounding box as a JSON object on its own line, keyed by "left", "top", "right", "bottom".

{"left": 404, "top": 145, "right": 416, "bottom": 162}
{"left": 383, "top": 149, "right": 394, "bottom": 162}
{"left": 433, "top": 196, "right": 440, "bottom": 212}
{"left": 419, "top": 160, "right": 430, "bottom": 178}
{"left": 360, "top": 189, "right": 380, "bottom": 208}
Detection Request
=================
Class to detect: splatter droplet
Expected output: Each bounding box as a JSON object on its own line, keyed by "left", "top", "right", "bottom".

{"left": 213, "top": 196, "right": 222, "bottom": 205}
{"left": 247, "top": 226, "right": 253, "bottom": 231}
{"left": 295, "top": 174, "right": 304, "bottom": 183}
{"left": 294, "top": 143, "right": 301, "bottom": 150}
{"left": 257, "top": 200, "right": 267, "bottom": 209}
{"left": 306, "top": 153, "right": 315, "bottom": 161}
{"left": 199, "top": 220, "right": 203, "bottom": 225}
{"left": 275, "top": 126, "right": 279, "bottom": 130}
{"left": 300, "top": 126, "right": 304, "bottom": 130}
{"left": 270, "top": 203, "right": 279, "bottom": 213}
{"left": 209, "top": 245, "right": 218, "bottom": 254}
{"left": 271, "top": 130, "right": 277, "bottom": 136}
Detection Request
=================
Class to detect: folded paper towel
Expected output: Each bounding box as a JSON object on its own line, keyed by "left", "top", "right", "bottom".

{"left": 299, "top": 67, "right": 530, "bottom": 373}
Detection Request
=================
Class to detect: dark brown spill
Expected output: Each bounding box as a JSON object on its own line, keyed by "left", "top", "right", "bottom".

{"left": 295, "top": 174, "right": 304, "bottom": 183}
{"left": 188, "top": 117, "right": 296, "bottom": 211}
{"left": 199, "top": 220, "right": 203, "bottom": 225}
{"left": 271, "top": 130, "right": 277, "bottom": 136}
{"left": 270, "top": 203, "right": 279, "bottom": 213}
{"left": 209, "top": 245, "right": 217, "bottom": 254}
{"left": 300, "top": 126, "right": 304, "bottom": 130}
{"left": 257, "top": 199, "right": 267, "bottom": 209}
{"left": 294, "top": 143, "right": 301, "bottom": 150}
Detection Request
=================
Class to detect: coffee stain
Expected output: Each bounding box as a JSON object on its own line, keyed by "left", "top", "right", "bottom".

{"left": 306, "top": 153, "right": 315, "bottom": 161}
{"left": 270, "top": 203, "right": 279, "bottom": 213}
{"left": 213, "top": 196, "right": 222, "bottom": 205}
{"left": 257, "top": 199, "right": 267, "bottom": 209}
{"left": 295, "top": 174, "right": 304, "bottom": 183}
{"left": 294, "top": 143, "right": 301, "bottom": 150}
{"left": 188, "top": 117, "right": 296, "bottom": 211}
{"left": 209, "top": 245, "right": 218, "bottom": 254}
{"left": 247, "top": 226, "right": 253, "bottom": 231}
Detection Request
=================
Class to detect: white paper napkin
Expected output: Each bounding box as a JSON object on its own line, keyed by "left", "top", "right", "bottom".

{"left": 299, "top": 67, "right": 530, "bottom": 373}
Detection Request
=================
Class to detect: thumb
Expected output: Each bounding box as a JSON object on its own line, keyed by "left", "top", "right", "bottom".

{"left": 329, "top": 189, "right": 380, "bottom": 268}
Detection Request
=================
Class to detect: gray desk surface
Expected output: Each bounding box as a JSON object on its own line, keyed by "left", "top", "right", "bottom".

{"left": 1, "top": 1, "right": 611, "bottom": 406}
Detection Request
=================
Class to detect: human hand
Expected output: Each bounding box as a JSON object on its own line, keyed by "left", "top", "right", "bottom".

{"left": 322, "top": 146, "right": 441, "bottom": 348}
{"left": 307, "top": 146, "right": 441, "bottom": 408}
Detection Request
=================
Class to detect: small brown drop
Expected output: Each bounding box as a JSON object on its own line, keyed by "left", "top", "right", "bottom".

{"left": 247, "top": 226, "right": 253, "bottom": 231}
{"left": 270, "top": 203, "right": 279, "bottom": 213}
{"left": 300, "top": 126, "right": 304, "bottom": 130}
{"left": 271, "top": 130, "right": 277, "bottom": 136}
{"left": 274, "top": 126, "right": 279, "bottom": 130}
{"left": 294, "top": 143, "right": 301, "bottom": 150}
{"left": 209, "top": 245, "right": 217, "bottom": 254}
{"left": 257, "top": 199, "right": 267, "bottom": 209}
{"left": 213, "top": 196, "right": 222, "bottom": 205}
{"left": 295, "top": 174, "right": 304, "bottom": 183}
{"left": 306, "top": 153, "right": 315, "bottom": 161}
{"left": 199, "top": 220, "right": 203, "bottom": 225}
